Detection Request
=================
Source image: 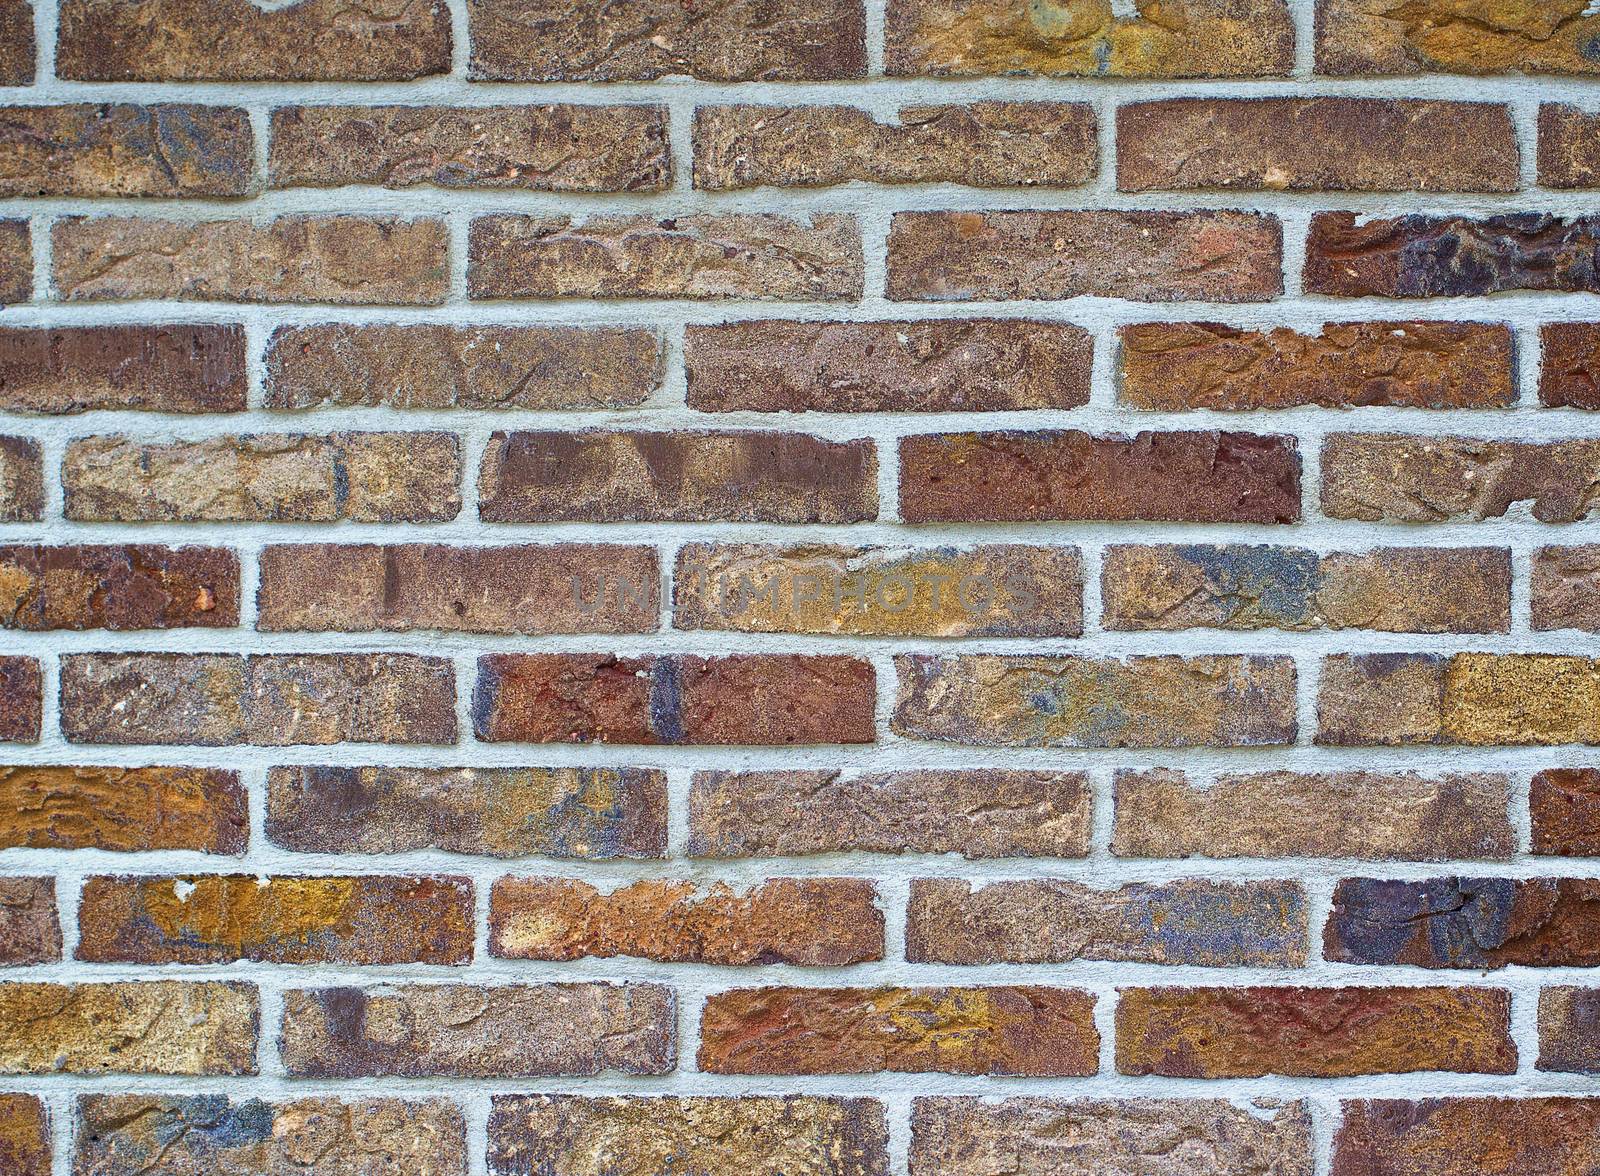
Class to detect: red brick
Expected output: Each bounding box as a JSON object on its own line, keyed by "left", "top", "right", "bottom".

{"left": 0, "top": 325, "right": 246, "bottom": 414}
{"left": 1531, "top": 769, "right": 1600, "bottom": 856}
{"left": 0, "top": 545, "right": 238, "bottom": 630}
{"left": 1538, "top": 987, "right": 1600, "bottom": 1072}
{"left": 1332, "top": 1098, "right": 1600, "bottom": 1176}
{"left": 0, "top": 1, "right": 33, "bottom": 85}
{"left": 0, "top": 104, "right": 253, "bottom": 197}
{"left": 0, "top": 766, "right": 245, "bottom": 853}
{"left": 1540, "top": 104, "right": 1600, "bottom": 188}
{"left": 1540, "top": 323, "right": 1600, "bottom": 409}
{"left": 0, "top": 436, "right": 41, "bottom": 521}
{"left": 0, "top": 879, "right": 60, "bottom": 967}
{"left": 0, "top": 657, "right": 39, "bottom": 744}
{"left": 0, "top": 220, "right": 29, "bottom": 305}
{"left": 0, "top": 1094, "right": 46, "bottom": 1176}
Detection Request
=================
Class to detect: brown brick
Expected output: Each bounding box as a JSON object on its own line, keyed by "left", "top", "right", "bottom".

{"left": 270, "top": 104, "right": 669, "bottom": 192}
{"left": 0, "top": 981, "right": 257, "bottom": 1074}
{"left": 1117, "top": 987, "right": 1515, "bottom": 1078}
{"left": 1119, "top": 321, "right": 1515, "bottom": 410}
{"left": 1532, "top": 769, "right": 1600, "bottom": 857}
{"left": 64, "top": 432, "right": 460, "bottom": 523}
{"left": 1539, "top": 987, "right": 1600, "bottom": 1072}
{"left": 469, "top": 213, "right": 862, "bottom": 301}
{"left": 58, "top": 0, "right": 451, "bottom": 80}
{"left": 466, "top": 0, "right": 866, "bottom": 81}
{"left": 1114, "top": 769, "right": 1513, "bottom": 861}
{"left": 61, "top": 652, "right": 457, "bottom": 746}
{"left": 258, "top": 544, "right": 658, "bottom": 634}
{"left": 893, "top": 654, "right": 1296, "bottom": 748}
{"left": 0, "top": 545, "right": 238, "bottom": 630}
{"left": 0, "top": 1094, "right": 46, "bottom": 1176}
{"left": 267, "top": 765, "right": 666, "bottom": 859}
{"left": 0, "top": 1, "right": 33, "bottom": 85}
{"left": 900, "top": 431, "right": 1300, "bottom": 523}
{"left": 480, "top": 430, "right": 875, "bottom": 524}
{"left": 0, "top": 657, "right": 40, "bottom": 744}
{"left": 490, "top": 877, "right": 883, "bottom": 965}
{"left": 1540, "top": 322, "right": 1600, "bottom": 408}
{"left": 685, "top": 318, "right": 1091, "bottom": 413}
{"left": 0, "top": 220, "right": 29, "bottom": 305}
{"left": 1333, "top": 1098, "right": 1600, "bottom": 1175}
{"left": 0, "top": 437, "right": 41, "bottom": 521}
{"left": 0, "top": 879, "right": 59, "bottom": 967}
{"left": 0, "top": 325, "right": 246, "bottom": 414}
{"left": 1540, "top": 104, "right": 1600, "bottom": 188}
{"left": 689, "top": 769, "right": 1091, "bottom": 859}
{"left": 906, "top": 877, "right": 1307, "bottom": 967}
{"left": 280, "top": 984, "right": 673, "bottom": 1077}
{"left": 1534, "top": 546, "right": 1600, "bottom": 630}
{"left": 0, "top": 104, "right": 252, "bottom": 197}
{"left": 53, "top": 216, "right": 449, "bottom": 305}
{"left": 1317, "top": 1, "right": 1600, "bottom": 75}
{"left": 1102, "top": 544, "right": 1510, "bottom": 633}
{"left": 0, "top": 766, "right": 245, "bottom": 853}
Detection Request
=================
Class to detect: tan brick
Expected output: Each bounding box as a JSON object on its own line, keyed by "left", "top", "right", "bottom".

{"left": 0, "top": 104, "right": 253, "bottom": 197}
{"left": 0, "top": 437, "right": 41, "bottom": 522}
{"left": 0, "top": 766, "right": 245, "bottom": 853}
{"left": 0, "top": 879, "right": 59, "bottom": 967}
{"left": 0, "top": 1, "right": 33, "bottom": 85}
{"left": 0, "top": 545, "right": 238, "bottom": 630}
{"left": 0, "top": 657, "right": 40, "bottom": 743}
{"left": 1333, "top": 1098, "right": 1600, "bottom": 1175}
{"left": 1531, "top": 769, "right": 1600, "bottom": 857}
{"left": 0, "top": 325, "right": 247, "bottom": 414}
{"left": 1533, "top": 546, "right": 1600, "bottom": 630}
{"left": 1538, "top": 987, "right": 1600, "bottom": 1072}
{"left": 1540, "top": 322, "right": 1600, "bottom": 409}
{"left": 0, "top": 1094, "right": 46, "bottom": 1176}
{"left": 0, "top": 220, "right": 29, "bottom": 305}
{"left": 1540, "top": 104, "right": 1600, "bottom": 188}
{"left": 1317, "top": 0, "right": 1600, "bottom": 75}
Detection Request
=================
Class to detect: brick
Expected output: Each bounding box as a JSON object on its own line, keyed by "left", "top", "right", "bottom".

{"left": 58, "top": 0, "right": 451, "bottom": 80}
{"left": 0, "top": 545, "right": 238, "bottom": 630}
{"left": 0, "top": 1094, "right": 46, "bottom": 1176}
{"left": 0, "top": 879, "right": 59, "bottom": 966}
{"left": 695, "top": 103, "right": 1095, "bottom": 189}
{"left": 889, "top": 210, "right": 1282, "bottom": 302}
{"left": 1540, "top": 323, "right": 1600, "bottom": 408}
{"left": 1539, "top": 988, "right": 1600, "bottom": 1072}
{"left": 1101, "top": 544, "right": 1510, "bottom": 633}
{"left": 466, "top": 0, "right": 866, "bottom": 81}
{"left": 488, "top": 1095, "right": 887, "bottom": 1176}
{"left": 61, "top": 652, "right": 457, "bottom": 746}
{"left": 0, "top": 657, "right": 40, "bottom": 743}
{"left": 490, "top": 877, "right": 883, "bottom": 965}
{"left": 893, "top": 654, "right": 1296, "bottom": 748}
{"left": 906, "top": 877, "right": 1307, "bottom": 967}
{"left": 899, "top": 431, "right": 1300, "bottom": 523}
{"left": 64, "top": 433, "right": 460, "bottom": 523}
{"left": 258, "top": 544, "right": 658, "bottom": 634}
{"left": 1119, "top": 321, "right": 1515, "bottom": 410}
{"left": 280, "top": 984, "right": 673, "bottom": 1077}
{"left": 1534, "top": 546, "right": 1600, "bottom": 630}
{"left": 1540, "top": 104, "right": 1600, "bottom": 188}
{"left": 270, "top": 104, "right": 670, "bottom": 192}
{"left": 75, "top": 1095, "right": 466, "bottom": 1176}
{"left": 0, "top": 437, "right": 41, "bottom": 521}
{"left": 0, "top": 981, "right": 256, "bottom": 1074}
{"left": 0, "top": 220, "right": 29, "bottom": 305}
{"left": 469, "top": 213, "right": 862, "bottom": 301}
{"left": 0, "top": 766, "right": 245, "bottom": 853}
{"left": 1306, "top": 213, "right": 1600, "bottom": 297}
{"left": 674, "top": 543, "right": 1082, "bottom": 637}
{"left": 0, "top": 325, "right": 246, "bottom": 414}
{"left": 1317, "top": 1, "right": 1600, "bottom": 75}
{"left": 689, "top": 769, "right": 1091, "bottom": 859}
{"left": 1333, "top": 1099, "right": 1600, "bottom": 1175}
{"left": 1116, "top": 987, "right": 1515, "bottom": 1078}
{"left": 267, "top": 766, "right": 666, "bottom": 859}
{"left": 0, "top": 1, "right": 32, "bottom": 85}
{"left": 0, "top": 104, "right": 252, "bottom": 197}
{"left": 1114, "top": 770, "right": 1513, "bottom": 861}
{"left": 1531, "top": 769, "right": 1600, "bottom": 856}
{"left": 53, "top": 216, "right": 449, "bottom": 305}
{"left": 685, "top": 319, "right": 1091, "bottom": 413}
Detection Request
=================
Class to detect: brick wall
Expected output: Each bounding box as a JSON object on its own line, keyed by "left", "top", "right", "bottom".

{"left": 0, "top": 1, "right": 1597, "bottom": 1173}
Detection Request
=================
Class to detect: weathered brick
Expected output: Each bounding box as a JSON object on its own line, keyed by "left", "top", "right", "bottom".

{"left": 906, "top": 877, "right": 1307, "bottom": 967}
{"left": 0, "top": 437, "right": 41, "bottom": 521}
{"left": 1117, "top": 987, "right": 1515, "bottom": 1077}
{"left": 689, "top": 769, "right": 1091, "bottom": 859}
{"left": 1538, "top": 988, "right": 1600, "bottom": 1072}
{"left": 58, "top": 0, "right": 451, "bottom": 80}
{"left": 1539, "top": 104, "right": 1600, "bottom": 187}
{"left": 1540, "top": 322, "right": 1600, "bottom": 408}
{"left": 270, "top": 105, "right": 670, "bottom": 192}
{"left": 893, "top": 654, "right": 1296, "bottom": 748}
{"left": 685, "top": 319, "right": 1091, "bottom": 413}
{"left": 0, "top": 104, "right": 252, "bottom": 197}
{"left": 0, "top": 325, "right": 246, "bottom": 414}
{"left": 0, "top": 545, "right": 238, "bottom": 630}
{"left": 488, "top": 1095, "right": 887, "bottom": 1176}
{"left": 493, "top": 430, "right": 875, "bottom": 525}
{"left": 1533, "top": 546, "right": 1600, "bottom": 630}
{"left": 0, "top": 981, "right": 257, "bottom": 1074}
{"left": 1333, "top": 1098, "right": 1600, "bottom": 1175}
{"left": 258, "top": 544, "right": 658, "bottom": 634}
{"left": 267, "top": 766, "right": 666, "bottom": 859}
{"left": 490, "top": 877, "right": 883, "bottom": 965}
{"left": 53, "top": 216, "right": 449, "bottom": 305}
{"left": 0, "top": 879, "right": 59, "bottom": 967}
{"left": 0, "top": 220, "right": 30, "bottom": 305}
{"left": 1102, "top": 544, "right": 1510, "bottom": 633}
{"left": 64, "top": 433, "right": 460, "bottom": 523}
{"left": 0, "top": 1094, "right": 46, "bottom": 1176}
{"left": 1531, "top": 769, "right": 1600, "bottom": 856}
{"left": 1119, "top": 321, "right": 1515, "bottom": 410}
{"left": 0, "top": 1, "right": 33, "bottom": 85}
{"left": 280, "top": 984, "right": 673, "bottom": 1077}
{"left": 1114, "top": 770, "right": 1514, "bottom": 861}
{"left": 75, "top": 1095, "right": 466, "bottom": 1176}
{"left": 889, "top": 210, "right": 1282, "bottom": 302}
{"left": 0, "top": 766, "right": 245, "bottom": 853}
{"left": 61, "top": 652, "right": 457, "bottom": 746}
{"left": 0, "top": 657, "right": 40, "bottom": 743}
{"left": 466, "top": 0, "right": 866, "bottom": 81}
{"left": 1317, "top": 1, "right": 1600, "bottom": 75}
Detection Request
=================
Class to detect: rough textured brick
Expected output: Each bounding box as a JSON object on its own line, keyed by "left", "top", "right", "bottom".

{"left": 0, "top": 325, "right": 246, "bottom": 414}
{"left": 54, "top": 216, "right": 449, "bottom": 305}
{"left": 893, "top": 654, "right": 1296, "bottom": 748}
{"left": 1540, "top": 104, "right": 1600, "bottom": 188}
{"left": 480, "top": 430, "right": 875, "bottom": 524}
{"left": 57, "top": 0, "right": 451, "bottom": 80}
{"left": 689, "top": 769, "right": 1091, "bottom": 859}
{"left": 0, "top": 766, "right": 245, "bottom": 853}
{"left": 906, "top": 877, "right": 1307, "bottom": 967}
{"left": 64, "top": 432, "right": 460, "bottom": 523}
{"left": 0, "top": 1094, "right": 46, "bottom": 1176}
{"left": 0, "top": 437, "right": 41, "bottom": 521}
{"left": 280, "top": 984, "right": 673, "bottom": 1077}
{"left": 488, "top": 1095, "right": 887, "bottom": 1176}
{"left": 0, "top": 220, "right": 29, "bottom": 305}
{"left": 1538, "top": 988, "right": 1600, "bottom": 1072}
{"left": 685, "top": 319, "right": 1091, "bottom": 413}
{"left": 77, "top": 874, "right": 474, "bottom": 965}
{"left": 258, "top": 544, "right": 658, "bottom": 634}
{"left": 490, "top": 877, "right": 883, "bottom": 965}
{"left": 1531, "top": 769, "right": 1600, "bottom": 856}
{"left": 888, "top": 210, "right": 1282, "bottom": 302}
{"left": 1533, "top": 546, "right": 1600, "bottom": 630}
{"left": 1102, "top": 544, "right": 1509, "bottom": 633}
{"left": 1119, "top": 321, "right": 1515, "bottom": 410}
{"left": 61, "top": 652, "right": 457, "bottom": 746}
{"left": 0, "top": 104, "right": 252, "bottom": 197}
{"left": 1333, "top": 1098, "right": 1600, "bottom": 1175}
{"left": 1114, "top": 770, "right": 1514, "bottom": 861}
{"left": 267, "top": 766, "right": 666, "bottom": 859}
{"left": 270, "top": 105, "right": 670, "bottom": 192}
{"left": 1539, "top": 322, "right": 1600, "bottom": 408}
{"left": 0, "top": 545, "right": 238, "bottom": 630}
{"left": 0, "top": 1, "right": 32, "bottom": 85}
{"left": 0, "top": 657, "right": 40, "bottom": 743}
{"left": 266, "top": 324, "right": 660, "bottom": 411}
{"left": 1317, "top": 1, "right": 1600, "bottom": 75}
{"left": 695, "top": 103, "right": 1096, "bottom": 189}
{"left": 1117, "top": 987, "right": 1515, "bottom": 1077}
{"left": 0, "top": 879, "right": 59, "bottom": 966}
